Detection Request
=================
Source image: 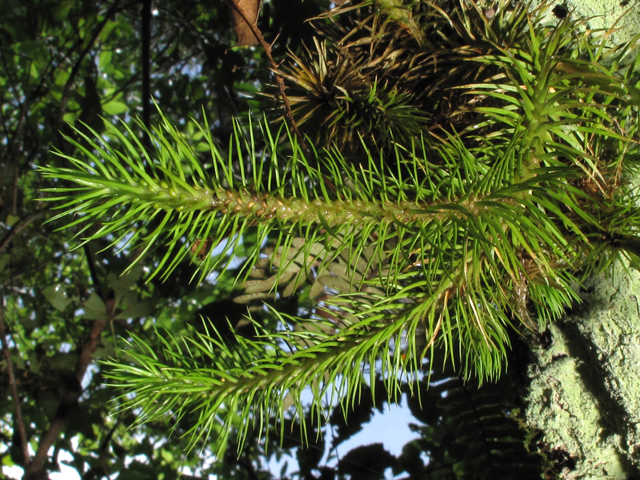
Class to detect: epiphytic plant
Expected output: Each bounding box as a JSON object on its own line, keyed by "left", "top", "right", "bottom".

{"left": 40, "top": 0, "right": 640, "bottom": 453}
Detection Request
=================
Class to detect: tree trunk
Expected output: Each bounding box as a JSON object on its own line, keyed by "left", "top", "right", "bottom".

{"left": 525, "top": 263, "right": 640, "bottom": 478}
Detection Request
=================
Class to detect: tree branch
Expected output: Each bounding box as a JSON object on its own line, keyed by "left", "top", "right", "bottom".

{"left": 0, "top": 298, "right": 30, "bottom": 466}
{"left": 83, "top": 245, "right": 104, "bottom": 300}
{"left": 80, "top": 418, "right": 120, "bottom": 480}
{"left": 23, "top": 300, "right": 115, "bottom": 480}
{"left": 0, "top": 213, "right": 43, "bottom": 254}
{"left": 228, "top": 0, "right": 306, "bottom": 148}
{"left": 56, "top": 0, "right": 123, "bottom": 134}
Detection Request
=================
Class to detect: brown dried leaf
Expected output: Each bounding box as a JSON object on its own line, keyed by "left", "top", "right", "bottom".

{"left": 233, "top": 291, "right": 274, "bottom": 304}
{"left": 309, "top": 281, "right": 325, "bottom": 300}
{"left": 317, "top": 275, "right": 355, "bottom": 294}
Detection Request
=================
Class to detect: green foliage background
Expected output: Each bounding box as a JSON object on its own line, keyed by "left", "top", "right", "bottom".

{"left": 3, "top": 0, "right": 640, "bottom": 479}
{"left": 0, "top": 0, "right": 325, "bottom": 478}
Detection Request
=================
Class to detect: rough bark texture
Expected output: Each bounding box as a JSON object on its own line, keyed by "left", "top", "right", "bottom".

{"left": 525, "top": 264, "right": 640, "bottom": 478}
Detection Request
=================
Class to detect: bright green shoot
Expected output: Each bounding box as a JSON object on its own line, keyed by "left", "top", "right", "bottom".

{"left": 40, "top": 0, "right": 640, "bottom": 454}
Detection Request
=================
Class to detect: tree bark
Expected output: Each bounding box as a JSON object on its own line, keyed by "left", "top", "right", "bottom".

{"left": 525, "top": 263, "right": 640, "bottom": 478}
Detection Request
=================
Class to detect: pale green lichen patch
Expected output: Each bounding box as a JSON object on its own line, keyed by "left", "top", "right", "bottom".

{"left": 526, "top": 262, "right": 640, "bottom": 478}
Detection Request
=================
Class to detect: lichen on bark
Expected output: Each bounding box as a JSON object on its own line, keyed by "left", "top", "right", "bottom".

{"left": 525, "top": 262, "right": 640, "bottom": 478}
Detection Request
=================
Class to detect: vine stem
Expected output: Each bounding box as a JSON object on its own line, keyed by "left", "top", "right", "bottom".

{"left": 228, "top": 0, "right": 307, "bottom": 149}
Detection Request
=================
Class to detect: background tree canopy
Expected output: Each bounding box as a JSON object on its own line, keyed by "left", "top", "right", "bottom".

{"left": 2, "top": 0, "right": 640, "bottom": 479}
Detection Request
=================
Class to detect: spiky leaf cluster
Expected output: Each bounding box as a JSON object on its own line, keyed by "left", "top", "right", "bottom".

{"left": 40, "top": 0, "right": 640, "bottom": 453}
{"left": 274, "top": 0, "right": 640, "bottom": 154}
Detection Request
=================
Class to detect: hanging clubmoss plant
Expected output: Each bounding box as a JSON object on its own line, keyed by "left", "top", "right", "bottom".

{"left": 40, "top": 0, "right": 640, "bottom": 454}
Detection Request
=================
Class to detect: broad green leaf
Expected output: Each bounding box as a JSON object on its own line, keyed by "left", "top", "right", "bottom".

{"left": 115, "top": 301, "right": 152, "bottom": 320}
{"left": 99, "top": 50, "right": 113, "bottom": 70}
{"left": 43, "top": 284, "right": 73, "bottom": 312}
{"left": 63, "top": 112, "right": 77, "bottom": 123}
{"left": 109, "top": 265, "right": 143, "bottom": 305}
{"left": 6, "top": 214, "right": 19, "bottom": 227}
{"left": 82, "top": 292, "right": 108, "bottom": 320}
{"left": 48, "top": 352, "right": 79, "bottom": 370}
{"left": 103, "top": 100, "right": 129, "bottom": 115}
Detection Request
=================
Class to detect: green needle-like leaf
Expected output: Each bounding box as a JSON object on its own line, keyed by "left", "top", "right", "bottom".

{"left": 39, "top": 0, "right": 640, "bottom": 455}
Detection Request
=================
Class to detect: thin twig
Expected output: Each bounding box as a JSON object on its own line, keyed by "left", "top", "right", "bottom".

{"left": 81, "top": 416, "right": 120, "bottom": 480}
{"left": 83, "top": 245, "right": 104, "bottom": 300}
{"left": 56, "top": 0, "right": 123, "bottom": 134}
{"left": 0, "top": 298, "right": 30, "bottom": 466}
{"left": 0, "top": 213, "right": 43, "bottom": 254}
{"left": 24, "top": 242, "right": 121, "bottom": 479}
{"left": 228, "top": 0, "right": 306, "bottom": 148}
